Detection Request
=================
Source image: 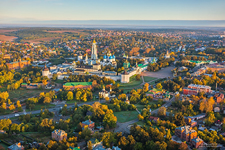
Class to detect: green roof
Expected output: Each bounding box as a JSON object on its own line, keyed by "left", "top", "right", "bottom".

{"left": 63, "top": 82, "right": 92, "bottom": 86}
{"left": 21, "top": 83, "right": 27, "bottom": 85}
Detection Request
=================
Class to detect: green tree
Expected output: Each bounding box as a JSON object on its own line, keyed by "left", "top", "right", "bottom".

{"left": 67, "top": 91, "right": 73, "bottom": 101}
{"left": 156, "top": 83, "right": 162, "bottom": 89}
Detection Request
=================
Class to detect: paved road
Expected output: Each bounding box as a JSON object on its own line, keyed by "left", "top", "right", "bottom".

{"left": 114, "top": 95, "right": 175, "bottom": 134}
{"left": 0, "top": 100, "right": 105, "bottom": 120}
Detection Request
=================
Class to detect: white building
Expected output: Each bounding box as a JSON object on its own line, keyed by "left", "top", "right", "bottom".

{"left": 164, "top": 50, "right": 170, "bottom": 59}
{"left": 101, "top": 51, "right": 117, "bottom": 67}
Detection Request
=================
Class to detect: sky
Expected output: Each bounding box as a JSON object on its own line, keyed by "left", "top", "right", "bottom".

{"left": 0, "top": 0, "right": 225, "bottom": 23}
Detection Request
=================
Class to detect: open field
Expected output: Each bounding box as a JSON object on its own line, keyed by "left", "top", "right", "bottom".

{"left": 0, "top": 29, "right": 17, "bottom": 33}
{"left": 0, "top": 142, "right": 9, "bottom": 149}
{"left": 143, "top": 76, "right": 157, "bottom": 82}
{"left": 22, "top": 132, "right": 51, "bottom": 143}
{"left": 45, "top": 30, "right": 83, "bottom": 33}
{"left": 119, "top": 78, "right": 143, "bottom": 90}
{"left": 26, "top": 37, "right": 60, "bottom": 44}
{"left": 0, "top": 34, "right": 17, "bottom": 41}
{"left": 141, "top": 66, "right": 175, "bottom": 78}
{"left": 135, "top": 104, "right": 146, "bottom": 112}
{"left": 8, "top": 89, "right": 50, "bottom": 101}
{"left": 114, "top": 111, "right": 139, "bottom": 123}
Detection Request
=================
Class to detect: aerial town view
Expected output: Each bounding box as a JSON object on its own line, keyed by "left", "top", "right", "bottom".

{"left": 0, "top": 0, "right": 225, "bottom": 150}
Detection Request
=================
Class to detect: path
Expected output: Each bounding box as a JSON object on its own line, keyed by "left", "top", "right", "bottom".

{"left": 0, "top": 100, "right": 105, "bottom": 120}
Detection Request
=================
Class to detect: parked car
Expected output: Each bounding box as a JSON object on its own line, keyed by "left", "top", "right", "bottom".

{"left": 15, "top": 114, "right": 20, "bottom": 117}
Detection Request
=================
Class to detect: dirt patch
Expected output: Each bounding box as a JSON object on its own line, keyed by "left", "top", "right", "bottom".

{"left": 0, "top": 34, "right": 17, "bottom": 41}
{"left": 0, "top": 29, "right": 17, "bottom": 33}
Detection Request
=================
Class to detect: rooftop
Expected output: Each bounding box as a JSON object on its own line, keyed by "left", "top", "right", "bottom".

{"left": 82, "top": 119, "right": 94, "bottom": 125}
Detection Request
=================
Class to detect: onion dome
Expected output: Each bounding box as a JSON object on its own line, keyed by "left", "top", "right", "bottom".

{"left": 103, "top": 55, "right": 107, "bottom": 59}
{"left": 112, "top": 55, "right": 115, "bottom": 58}
{"left": 109, "top": 56, "right": 112, "bottom": 59}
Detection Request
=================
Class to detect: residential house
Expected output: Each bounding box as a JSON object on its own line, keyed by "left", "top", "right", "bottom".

{"left": 82, "top": 119, "right": 95, "bottom": 130}
{"left": 191, "top": 137, "right": 204, "bottom": 149}
{"left": 214, "top": 93, "right": 224, "bottom": 103}
{"left": 149, "top": 116, "right": 160, "bottom": 122}
{"left": 52, "top": 129, "right": 67, "bottom": 141}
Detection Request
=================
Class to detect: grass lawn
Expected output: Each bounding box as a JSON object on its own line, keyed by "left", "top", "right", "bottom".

{"left": 114, "top": 111, "right": 138, "bottom": 123}
{"left": 55, "top": 79, "right": 64, "bottom": 84}
{"left": 135, "top": 104, "right": 146, "bottom": 112}
{"left": 8, "top": 89, "right": 50, "bottom": 102}
{"left": 26, "top": 103, "right": 55, "bottom": 112}
{"left": 0, "top": 142, "right": 9, "bottom": 149}
{"left": 143, "top": 76, "right": 157, "bottom": 82}
{"left": 119, "top": 78, "right": 143, "bottom": 90}
{"left": 0, "top": 109, "right": 14, "bottom": 116}
{"left": 22, "top": 132, "right": 51, "bottom": 143}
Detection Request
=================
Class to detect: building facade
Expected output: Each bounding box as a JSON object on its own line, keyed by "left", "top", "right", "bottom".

{"left": 175, "top": 126, "right": 197, "bottom": 142}
{"left": 52, "top": 129, "right": 67, "bottom": 141}
{"left": 183, "top": 84, "right": 212, "bottom": 95}
{"left": 6, "top": 60, "right": 30, "bottom": 70}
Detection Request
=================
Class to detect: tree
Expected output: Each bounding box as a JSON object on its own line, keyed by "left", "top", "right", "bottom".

{"left": 67, "top": 91, "right": 73, "bottom": 101}
{"left": 174, "top": 112, "right": 185, "bottom": 126}
{"left": 105, "top": 97, "right": 110, "bottom": 103}
{"left": 103, "top": 110, "right": 117, "bottom": 128}
{"left": 16, "top": 100, "right": 21, "bottom": 107}
{"left": 143, "top": 83, "right": 149, "bottom": 92}
{"left": 138, "top": 114, "right": 144, "bottom": 121}
{"left": 43, "top": 97, "right": 51, "bottom": 104}
{"left": 166, "top": 129, "right": 172, "bottom": 141}
{"left": 205, "top": 112, "right": 216, "bottom": 126}
{"left": 0, "top": 91, "right": 9, "bottom": 103}
{"left": 42, "top": 79, "right": 48, "bottom": 86}
{"left": 81, "top": 93, "right": 87, "bottom": 102}
{"left": 9, "top": 104, "right": 15, "bottom": 111}
{"left": 136, "top": 75, "right": 141, "bottom": 81}
{"left": 179, "top": 142, "right": 188, "bottom": 150}
{"left": 156, "top": 83, "right": 162, "bottom": 89}
{"left": 1, "top": 103, "right": 6, "bottom": 110}
{"left": 88, "top": 140, "right": 92, "bottom": 150}
{"left": 76, "top": 91, "right": 82, "bottom": 101}
{"left": 158, "top": 107, "right": 166, "bottom": 116}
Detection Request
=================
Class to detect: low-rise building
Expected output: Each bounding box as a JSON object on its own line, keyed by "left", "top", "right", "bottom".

{"left": 191, "top": 137, "right": 204, "bottom": 149}
{"left": 82, "top": 119, "right": 95, "bottom": 130}
{"left": 6, "top": 60, "right": 30, "bottom": 70}
{"left": 8, "top": 143, "right": 24, "bottom": 150}
{"left": 183, "top": 84, "right": 212, "bottom": 95}
{"left": 175, "top": 126, "right": 197, "bottom": 142}
{"left": 52, "top": 129, "right": 67, "bottom": 141}
{"left": 149, "top": 116, "right": 160, "bottom": 122}
{"left": 214, "top": 93, "right": 224, "bottom": 103}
